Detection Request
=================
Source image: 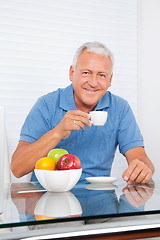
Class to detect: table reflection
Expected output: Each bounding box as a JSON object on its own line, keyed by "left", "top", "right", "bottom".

{"left": 11, "top": 182, "right": 44, "bottom": 222}
{"left": 122, "top": 180, "right": 154, "bottom": 208}
{"left": 10, "top": 180, "right": 154, "bottom": 224}
{"left": 34, "top": 191, "right": 82, "bottom": 218}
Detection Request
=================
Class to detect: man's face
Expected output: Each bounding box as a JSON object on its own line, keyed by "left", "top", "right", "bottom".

{"left": 69, "top": 49, "right": 113, "bottom": 113}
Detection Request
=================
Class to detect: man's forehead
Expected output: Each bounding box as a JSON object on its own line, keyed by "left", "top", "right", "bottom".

{"left": 76, "top": 51, "right": 112, "bottom": 71}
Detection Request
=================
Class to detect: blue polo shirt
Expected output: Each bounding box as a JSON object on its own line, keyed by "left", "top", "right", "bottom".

{"left": 20, "top": 84, "right": 144, "bottom": 181}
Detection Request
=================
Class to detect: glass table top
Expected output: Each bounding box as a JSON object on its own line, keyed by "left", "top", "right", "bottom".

{"left": 1, "top": 179, "right": 160, "bottom": 239}
{"left": 1, "top": 179, "right": 160, "bottom": 227}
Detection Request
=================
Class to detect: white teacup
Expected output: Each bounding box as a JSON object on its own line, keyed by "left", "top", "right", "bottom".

{"left": 89, "top": 111, "right": 108, "bottom": 126}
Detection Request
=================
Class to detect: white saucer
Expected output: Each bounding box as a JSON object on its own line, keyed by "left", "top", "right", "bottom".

{"left": 85, "top": 176, "right": 118, "bottom": 184}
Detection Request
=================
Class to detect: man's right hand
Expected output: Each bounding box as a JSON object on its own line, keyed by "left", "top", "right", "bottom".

{"left": 56, "top": 110, "right": 92, "bottom": 139}
{"left": 11, "top": 110, "right": 91, "bottom": 178}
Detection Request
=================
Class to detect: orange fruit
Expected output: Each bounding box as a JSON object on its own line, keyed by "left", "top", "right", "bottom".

{"left": 35, "top": 157, "right": 56, "bottom": 170}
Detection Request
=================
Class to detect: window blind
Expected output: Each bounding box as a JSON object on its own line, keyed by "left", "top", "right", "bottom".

{"left": 0, "top": 0, "right": 138, "bottom": 181}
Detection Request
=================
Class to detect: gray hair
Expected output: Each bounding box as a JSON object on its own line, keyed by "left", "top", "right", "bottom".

{"left": 72, "top": 41, "right": 114, "bottom": 72}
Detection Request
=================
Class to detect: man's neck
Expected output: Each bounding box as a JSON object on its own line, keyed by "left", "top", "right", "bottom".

{"left": 75, "top": 104, "right": 96, "bottom": 113}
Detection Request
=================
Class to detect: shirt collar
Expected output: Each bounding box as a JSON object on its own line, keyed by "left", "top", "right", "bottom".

{"left": 60, "top": 84, "right": 110, "bottom": 111}
{"left": 60, "top": 84, "right": 78, "bottom": 111}
{"left": 94, "top": 91, "right": 110, "bottom": 110}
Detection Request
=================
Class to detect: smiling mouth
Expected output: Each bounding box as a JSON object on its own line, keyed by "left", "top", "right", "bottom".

{"left": 84, "top": 88, "right": 99, "bottom": 94}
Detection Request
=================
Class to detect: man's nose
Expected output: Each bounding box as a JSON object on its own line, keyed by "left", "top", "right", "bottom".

{"left": 88, "top": 74, "right": 99, "bottom": 87}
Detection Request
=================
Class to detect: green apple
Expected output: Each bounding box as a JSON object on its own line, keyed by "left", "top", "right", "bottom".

{"left": 47, "top": 148, "right": 68, "bottom": 165}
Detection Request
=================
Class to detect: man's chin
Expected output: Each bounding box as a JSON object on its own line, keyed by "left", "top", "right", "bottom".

{"left": 81, "top": 99, "right": 99, "bottom": 111}
{"left": 84, "top": 94, "right": 101, "bottom": 102}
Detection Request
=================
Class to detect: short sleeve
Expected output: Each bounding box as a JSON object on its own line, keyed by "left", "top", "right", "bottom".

{"left": 118, "top": 101, "right": 144, "bottom": 155}
{"left": 20, "top": 97, "right": 51, "bottom": 143}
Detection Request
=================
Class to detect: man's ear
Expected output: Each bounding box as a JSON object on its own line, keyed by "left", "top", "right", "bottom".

{"left": 69, "top": 65, "right": 74, "bottom": 82}
{"left": 109, "top": 73, "right": 113, "bottom": 87}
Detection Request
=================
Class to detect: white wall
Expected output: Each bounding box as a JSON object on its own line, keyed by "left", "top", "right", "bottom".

{"left": 138, "top": 0, "right": 160, "bottom": 181}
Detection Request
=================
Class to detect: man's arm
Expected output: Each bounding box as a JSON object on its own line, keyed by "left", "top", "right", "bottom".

{"left": 122, "top": 147, "right": 154, "bottom": 184}
{"left": 11, "top": 110, "right": 91, "bottom": 178}
{"left": 11, "top": 127, "right": 62, "bottom": 178}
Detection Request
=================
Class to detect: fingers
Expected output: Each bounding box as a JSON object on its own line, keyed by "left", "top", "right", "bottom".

{"left": 72, "top": 119, "right": 86, "bottom": 131}
{"left": 70, "top": 110, "right": 91, "bottom": 127}
{"left": 56, "top": 110, "right": 92, "bottom": 139}
{"left": 136, "top": 171, "right": 152, "bottom": 184}
{"left": 67, "top": 110, "right": 91, "bottom": 129}
{"left": 122, "top": 159, "right": 153, "bottom": 184}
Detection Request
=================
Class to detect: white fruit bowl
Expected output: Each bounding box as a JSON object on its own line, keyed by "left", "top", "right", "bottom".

{"left": 34, "top": 168, "right": 82, "bottom": 192}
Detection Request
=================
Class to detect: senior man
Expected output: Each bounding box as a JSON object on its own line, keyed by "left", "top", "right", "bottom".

{"left": 11, "top": 41, "right": 154, "bottom": 184}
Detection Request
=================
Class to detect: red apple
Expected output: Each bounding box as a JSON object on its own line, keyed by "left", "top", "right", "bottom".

{"left": 57, "top": 154, "right": 81, "bottom": 170}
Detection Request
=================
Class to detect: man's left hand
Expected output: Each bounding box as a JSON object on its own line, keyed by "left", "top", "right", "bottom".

{"left": 122, "top": 159, "right": 153, "bottom": 184}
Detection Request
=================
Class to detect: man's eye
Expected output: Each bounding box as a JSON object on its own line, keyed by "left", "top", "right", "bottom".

{"left": 82, "top": 72, "right": 89, "bottom": 75}
{"left": 99, "top": 74, "right": 106, "bottom": 78}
